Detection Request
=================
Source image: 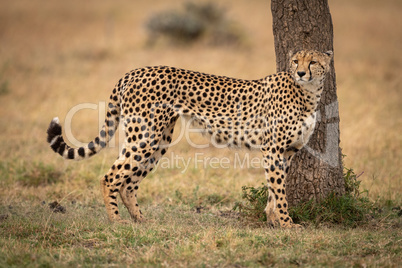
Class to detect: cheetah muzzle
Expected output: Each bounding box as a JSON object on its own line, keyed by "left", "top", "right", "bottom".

{"left": 47, "top": 50, "right": 333, "bottom": 228}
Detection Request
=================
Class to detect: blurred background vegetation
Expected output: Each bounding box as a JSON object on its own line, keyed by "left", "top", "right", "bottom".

{"left": 145, "top": 2, "right": 245, "bottom": 46}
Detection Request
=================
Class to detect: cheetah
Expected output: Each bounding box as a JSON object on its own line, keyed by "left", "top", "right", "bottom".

{"left": 47, "top": 50, "right": 333, "bottom": 228}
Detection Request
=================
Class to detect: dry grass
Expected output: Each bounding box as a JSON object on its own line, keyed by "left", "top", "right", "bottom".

{"left": 0, "top": 0, "right": 401, "bottom": 266}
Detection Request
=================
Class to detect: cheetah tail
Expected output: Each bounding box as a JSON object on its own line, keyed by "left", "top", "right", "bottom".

{"left": 47, "top": 103, "right": 120, "bottom": 161}
{"left": 47, "top": 117, "right": 100, "bottom": 160}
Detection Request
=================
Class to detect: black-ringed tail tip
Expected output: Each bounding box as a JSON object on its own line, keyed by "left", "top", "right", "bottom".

{"left": 46, "top": 116, "right": 105, "bottom": 161}
{"left": 47, "top": 117, "right": 62, "bottom": 148}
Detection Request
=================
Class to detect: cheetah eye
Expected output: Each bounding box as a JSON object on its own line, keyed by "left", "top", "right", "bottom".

{"left": 310, "top": 61, "right": 317, "bottom": 65}
{"left": 293, "top": 60, "right": 298, "bottom": 64}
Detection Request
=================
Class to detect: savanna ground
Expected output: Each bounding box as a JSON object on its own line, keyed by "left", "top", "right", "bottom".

{"left": 0, "top": 0, "right": 401, "bottom": 267}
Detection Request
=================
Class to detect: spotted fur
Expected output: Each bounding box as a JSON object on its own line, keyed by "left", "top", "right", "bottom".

{"left": 47, "top": 50, "right": 333, "bottom": 228}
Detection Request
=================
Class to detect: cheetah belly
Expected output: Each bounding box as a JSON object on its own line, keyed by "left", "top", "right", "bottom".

{"left": 292, "top": 112, "right": 316, "bottom": 149}
{"left": 180, "top": 112, "right": 264, "bottom": 150}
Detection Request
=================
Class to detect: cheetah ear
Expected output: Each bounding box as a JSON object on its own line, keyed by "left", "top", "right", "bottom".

{"left": 323, "top": 51, "right": 333, "bottom": 70}
{"left": 324, "top": 50, "right": 333, "bottom": 58}
{"left": 288, "top": 50, "right": 294, "bottom": 59}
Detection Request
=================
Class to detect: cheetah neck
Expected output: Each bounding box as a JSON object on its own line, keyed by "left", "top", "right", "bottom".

{"left": 298, "top": 79, "right": 324, "bottom": 114}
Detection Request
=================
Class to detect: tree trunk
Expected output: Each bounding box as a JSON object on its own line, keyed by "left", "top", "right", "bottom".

{"left": 271, "top": 0, "right": 344, "bottom": 206}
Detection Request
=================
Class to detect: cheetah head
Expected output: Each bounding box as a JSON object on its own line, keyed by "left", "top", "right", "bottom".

{"left": 289, "top": 50, "right": 333, "bottom": 88}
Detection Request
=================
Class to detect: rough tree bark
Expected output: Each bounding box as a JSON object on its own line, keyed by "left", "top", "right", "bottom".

{"left": 271, "top": 0, "right": 344, "bottom": 206}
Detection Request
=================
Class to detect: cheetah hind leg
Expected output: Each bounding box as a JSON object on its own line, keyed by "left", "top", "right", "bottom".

{"left": 118, "top": 117, "right": 178, "bottom": 223}
{"left": 100, "top": 159, "right": 133, "bottom": 224}
{"left": 119, "top": 178, "right": 146, "bottom": 223}
{"left": 118, "top": 163, "right": 154, "bottom": 223}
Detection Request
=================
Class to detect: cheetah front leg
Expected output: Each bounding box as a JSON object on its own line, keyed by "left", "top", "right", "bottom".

{"left": 262, "top": 150, "right": 298, "bottom": 228}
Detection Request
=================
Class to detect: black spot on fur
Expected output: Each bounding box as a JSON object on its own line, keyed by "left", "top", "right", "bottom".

{"left": 78, "top": 147, "right": 85, "bottom": 157}
{"left": 68, "top": 148, "right": 75, "bottom": 159}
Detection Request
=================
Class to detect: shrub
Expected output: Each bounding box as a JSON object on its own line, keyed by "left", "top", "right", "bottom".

{"left": 233, "top": 164, "right": 375, "bottom": 227}
{"left": 232, "top": 184, "right": 268, "bottom": 222}
{"left": 145, "top": 2, "right": 244, "bottom": 46}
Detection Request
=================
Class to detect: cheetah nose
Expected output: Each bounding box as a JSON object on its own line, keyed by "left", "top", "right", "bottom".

{"left": 297, "top": 71, "right": 306, "bottom": 77}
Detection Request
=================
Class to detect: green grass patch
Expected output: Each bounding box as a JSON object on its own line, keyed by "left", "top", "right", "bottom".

{"left": 174, "top": 185, "right": 230, "bottom": 210}
{"left": 290, "top": 192, "right": 373, "bottom": 227}
{"left": 233, "top": 184, "right": 268, "bottom": 222}
{"left": 16, "top": 161, "right": 63, "bottom": 187}
{"left": 0, "top": 201, "right": 400, "bottom": 267}
{"left": 233, "top": 164, "right": 399, "bottom": 228}
{"left": 0, "top": 160, "right": 63, "bottom": 187}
